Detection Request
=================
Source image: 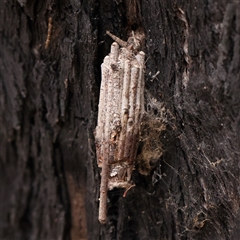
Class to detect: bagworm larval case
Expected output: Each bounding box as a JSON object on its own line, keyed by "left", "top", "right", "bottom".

{"left": 95, "top": 31, "right": 145, "bottom": 223}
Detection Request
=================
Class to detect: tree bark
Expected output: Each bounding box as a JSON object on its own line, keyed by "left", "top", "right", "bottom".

{"left": 0, "top": 0, "right": 239, "bottom": 239}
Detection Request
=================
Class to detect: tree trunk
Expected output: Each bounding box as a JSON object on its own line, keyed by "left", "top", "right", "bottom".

{"left": 0, "top": 0, "right": 239, "bottom": 239}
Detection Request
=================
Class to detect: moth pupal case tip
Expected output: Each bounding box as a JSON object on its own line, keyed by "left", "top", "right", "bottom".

{"left": 110, "top": 42, "right": 119, "bottom": 62}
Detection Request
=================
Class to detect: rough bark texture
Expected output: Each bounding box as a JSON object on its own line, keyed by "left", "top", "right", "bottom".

{"left": 0, "top": 0, "right": 239, "bottom": 240}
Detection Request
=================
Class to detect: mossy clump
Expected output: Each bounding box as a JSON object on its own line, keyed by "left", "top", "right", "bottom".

{"left": 137, "top": 92, "right": 168, "bottom": 175}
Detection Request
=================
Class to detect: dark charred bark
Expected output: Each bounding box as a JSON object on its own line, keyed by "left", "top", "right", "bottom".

{"left": 0, "top": 0, "right": 239, "bottom": 240}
